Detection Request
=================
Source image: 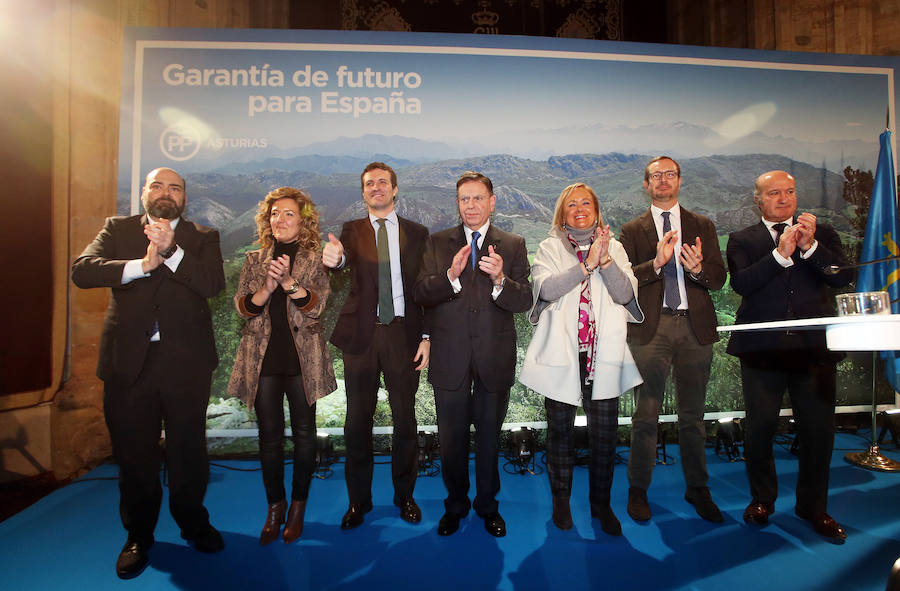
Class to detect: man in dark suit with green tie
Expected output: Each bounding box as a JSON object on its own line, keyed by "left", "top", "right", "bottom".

{"left": 323, "top": 162, "right": 430, "bottom": 530}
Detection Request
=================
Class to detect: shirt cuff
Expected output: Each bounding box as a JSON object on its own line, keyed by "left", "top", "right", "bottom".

{"left": 491, "top": 284, "right": 503, "bottom": 299}
{"left": 121, "top": 259, "right": 150, "bottom": 284}
{"left": 772, "top": 248, "right": 794, "bottom": 268}
{"left": 163, "top": 245, "right": 185, "bottom": 272}
{"left": 800, "top": 240, "right": 818, "bottom": 259}
{"left": 448, "top": 270, "right": 462, "bottom": 294}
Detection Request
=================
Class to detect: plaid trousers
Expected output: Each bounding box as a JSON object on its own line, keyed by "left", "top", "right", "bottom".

{"left": 544, "top": 354, "right": 619, "bottom": 506}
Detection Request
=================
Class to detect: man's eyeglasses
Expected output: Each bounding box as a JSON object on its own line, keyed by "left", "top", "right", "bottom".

{"left": 648, "top": 171, "right": 679, "bottom": 182}
{"left": 458, "top": 195, "right": 488, "bottom": 205}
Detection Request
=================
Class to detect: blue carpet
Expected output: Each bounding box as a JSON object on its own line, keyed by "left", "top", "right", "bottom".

{"left": 2, "top": 433, "right": 899, "bottom": 590}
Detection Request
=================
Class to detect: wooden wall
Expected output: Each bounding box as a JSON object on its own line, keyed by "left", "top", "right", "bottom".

{"left": 668, "top": 0, "right": 900, "bottom": 54}
{"left": 1, "top": 0, "right": 895, "bottom": 481}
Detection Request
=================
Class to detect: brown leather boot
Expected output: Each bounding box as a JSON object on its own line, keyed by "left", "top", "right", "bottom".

{"left": 260, "top": 499, "right": 287, "bottom": 546}
{"left": 283, "top": 500, "right": 307, "bottom": 544}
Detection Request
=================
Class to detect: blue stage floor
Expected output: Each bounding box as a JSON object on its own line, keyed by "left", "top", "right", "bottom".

{"left": 2, "top": 432, "right": 899, "bottom": 590}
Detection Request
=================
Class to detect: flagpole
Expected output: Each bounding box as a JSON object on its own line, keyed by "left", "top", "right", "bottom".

{"left": 844, "top": 123, "right": 900, "bottom": 472}
{"left": 845, "top": 354, "right": 900, "bottom": 471}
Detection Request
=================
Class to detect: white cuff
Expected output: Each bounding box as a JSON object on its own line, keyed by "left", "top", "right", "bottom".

{"left": 121, "top": 259, "right": 150, "bottom": 284}
{"left": 163, "top": 245, "right": 185, "bottom": 272}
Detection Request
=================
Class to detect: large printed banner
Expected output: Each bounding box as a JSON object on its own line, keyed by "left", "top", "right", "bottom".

{"left": 119, "top": 28, "right": 899, "bottom": 432}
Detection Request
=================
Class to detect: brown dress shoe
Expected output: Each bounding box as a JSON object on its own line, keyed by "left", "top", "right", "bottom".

{"left": 795, "top": 509, "right": 847, "bottom": 543}
{"left": 260, "top": 499, "right": 287, "bottom": 546}
{"left": 685, "top": 486, "right": 724, "bottom": 523}
{"left": 743, "top": 500, "right": 775, "bottom": 526}
{"left": 283, "top": 500, "right": 307, "bottom": 543}
{"left": 552, "top": 497, "right": 573, "bottom": 530}
{"left": 627, "top": 486, "right": 651, "bottom": 522}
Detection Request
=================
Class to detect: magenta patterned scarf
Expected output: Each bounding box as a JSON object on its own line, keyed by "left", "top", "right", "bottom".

{"left": 566, "top": 232, "right": 596, "bottom": 385}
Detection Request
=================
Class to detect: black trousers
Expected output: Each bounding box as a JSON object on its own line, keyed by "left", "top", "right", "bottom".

{"left": 343, "top": 319, "right": 420, "bottom": 505}
{"left": 255, "top": 373, "right": 316, "bottom": 503}
{"left": 545, "top": 355, "right": 619, "bottom": 507}
{"left": 740, "top": 357, "right": 837, "bottom": 515}
{"left": 434, "top": 370, "right": 510, "bottom": 517}
{"left": 103, "top": 343, "right": 212, "bottom": 542}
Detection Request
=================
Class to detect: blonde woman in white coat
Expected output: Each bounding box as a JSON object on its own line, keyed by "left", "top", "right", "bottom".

{"left": 520, "top": 183, "right": 643, "bottom": 535}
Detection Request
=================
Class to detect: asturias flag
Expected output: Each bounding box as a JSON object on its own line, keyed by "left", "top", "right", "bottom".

{"left": 858, "top": 129, "right": 900, "bottom": 394}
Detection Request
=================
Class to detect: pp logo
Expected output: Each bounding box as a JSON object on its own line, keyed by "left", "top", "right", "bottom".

{"left": 160, "top": 122, "right": 201, "bottom": 161}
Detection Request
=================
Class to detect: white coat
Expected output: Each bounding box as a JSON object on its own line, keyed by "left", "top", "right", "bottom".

{"left": 519, "top": 230, "right": 644, "bottom": 404}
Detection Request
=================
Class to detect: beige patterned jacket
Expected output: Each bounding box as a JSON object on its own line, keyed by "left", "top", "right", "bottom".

{"left": 226, "top": 246, "right": 337, "bottom": 410}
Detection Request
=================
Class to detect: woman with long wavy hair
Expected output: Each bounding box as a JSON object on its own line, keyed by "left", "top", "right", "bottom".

{"left": 227, "top": 187, "right": 336, "bottom": 544}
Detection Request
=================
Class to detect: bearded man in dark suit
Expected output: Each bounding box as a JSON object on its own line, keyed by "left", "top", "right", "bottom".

{"left": 414, "top": 171, "right": 532, "bottom": 538}
{"left": 323, "top": 161, "right": 430, "bottom": 530}
{"left": 72, "top": 167, "right": 225, "bottom": 579}
{"left": 726, "top": 169, "right": 852, "bottom": 542}
{"left": 619, "top": 156, "right": 727, "bottom": 524}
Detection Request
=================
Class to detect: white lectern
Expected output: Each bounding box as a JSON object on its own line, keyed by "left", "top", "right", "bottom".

{"left": 718, "top": 314, "right": 900, "bottom": 472}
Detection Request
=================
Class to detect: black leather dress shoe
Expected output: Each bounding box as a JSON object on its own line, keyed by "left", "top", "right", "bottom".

{"left": 181, "top": 524, "right": 225, "bottom": 553}
{"left": 795, "top": 509, "right": 847, "bottom": 543}
{"left": 397, "top": 498, "right": 422, "bottom": 524}
{"left": 116, "top": 536, "right": 153, "bottom": 579}
{"left": 483, "top": 512, "right": 506, "bottom": 538}
{"left": 743, "top": 500, "right": 775, "bottom": 526}
{"left": 437, "top": 511, "right": 461, "bottom": 536}
{"left": 341, "top": 501, "right": 373, "bottom": 530}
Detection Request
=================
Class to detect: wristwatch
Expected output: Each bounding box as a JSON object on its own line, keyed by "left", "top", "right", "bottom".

{"left": 160, "top": 242, "right": 178, "bottom": 259}
{"left": 285, "top": 280, "right": 301, "bottom": 294}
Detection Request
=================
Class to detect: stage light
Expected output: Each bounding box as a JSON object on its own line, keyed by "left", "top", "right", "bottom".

{"left": 715, "top": 417, "right": 743, "bottom": 462}
{"left": 505, "top": 427, "right": 538, "bottom": 475}
{"left": 417, "top": 430, "right": 440, "bottom": 477}
{"left": 315, "top": 431, "right": 335, "bottom": 478}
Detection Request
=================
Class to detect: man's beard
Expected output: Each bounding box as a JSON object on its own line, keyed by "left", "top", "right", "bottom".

{"left": 146, "top": 197, "right": 184, "bottom": 220}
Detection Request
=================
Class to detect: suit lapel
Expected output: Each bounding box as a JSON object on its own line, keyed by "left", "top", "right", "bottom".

{"left": 356, "top": 217, "right": 378, "bottom": 283}
{"left": 680, "top": 208, "right": 696, "bottom": 243}
{"left": 482, "top": 224, "right": 501, "bottom": 256}
{"left": 639, "top": 210, "right": 658, "bottom": 254}
{"left": 398, "top": 216, "right": 408, "bottom": 253}
{"left": 453, "top": 224, "right": 476, "bottom": 281}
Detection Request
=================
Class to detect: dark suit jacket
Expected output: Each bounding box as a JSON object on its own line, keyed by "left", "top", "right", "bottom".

{"left": 71, "top": 214, "right": 225, "bottom": 386}
{"left": 414, "top": 223, "right": 532, "bottom": 393}
{"left": 329, "top": 216, "right": 429, "bottom": 355}
{"left": 619, "top": 207, "right": 726, "bottom": 346}
{"left": 725, "top": 219, "right": 852, "bottom": 360}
